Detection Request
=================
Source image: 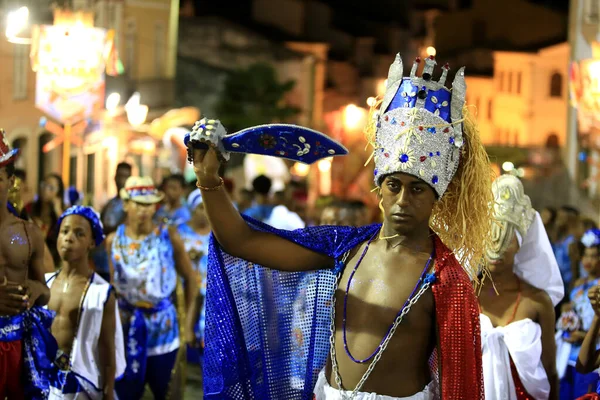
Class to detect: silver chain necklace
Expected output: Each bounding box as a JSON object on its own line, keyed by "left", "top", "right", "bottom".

{"left": 328, "top": 252, "right": 434, "bottom": 400}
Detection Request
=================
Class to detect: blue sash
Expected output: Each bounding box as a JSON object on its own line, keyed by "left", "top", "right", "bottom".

{"left": 1, "top": 307, "right": 57, "bottom": 400}
{"left": 118, "top": 297, "right": 173, "bottom": 383}
{"left": 0, "top": 314, "right": 24, "bottom": 341}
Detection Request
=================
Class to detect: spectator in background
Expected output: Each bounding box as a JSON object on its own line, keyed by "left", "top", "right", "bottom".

{"left": 265, "top": 182, "right": 305, "bottom": 231}
{"left": 100, "top": 162, "right": 132, "bottom": 235}
{"left": 557, "top": 229, "right": 600, "bottom": 398}
{"left": 319, "top": 200, "right": 355, "bottom": 226}
{"left": 237, "top": 188, "right": 254, "bottom": 214}
{"left": 552, "top": 206, "right": 581, "bottom": 294}
{"left": 156, "top": 174, "right": 191, "bottom": 226}
{"left": 25, "top": 173, "right": 65, "bottom": 266}
{"left": 95, "top": 162, "right": 132, "bottom": 281}
{"left": 243, "top": 175, "right": 274, "bottom": 223}
{"left": 347, "top": 200, "right": 370, "bottom": 226}
{"left": 573, "top": 218, "right": 599, "bottom": 280}
{"left": 542, "top": 206, "right": 557, "bottom": 238}
{"left": 14, "top": 168, "right": 32, "bottom": 208}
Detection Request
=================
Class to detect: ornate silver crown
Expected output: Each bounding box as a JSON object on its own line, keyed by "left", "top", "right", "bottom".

{"left": 373, "top": 54, "right": 466, "bottom": 197}
{"left": 486, "top": 175, "right": 535, "bottom": 260}
{"left": 492, "top": 174, "right": 535, "bottom": 238}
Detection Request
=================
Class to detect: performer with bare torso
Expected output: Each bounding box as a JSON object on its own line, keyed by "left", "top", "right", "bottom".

{"left": 0, "top": 128, "right": 55, "bottom": 400}
{"left": 46, "top": 206, "right": 126, "bottom": 399}
{"left": 188, "top": 54, "right": 494, "bottom": 399}
{"left": 479, "top": 175, "right": 562, "bottom": 399}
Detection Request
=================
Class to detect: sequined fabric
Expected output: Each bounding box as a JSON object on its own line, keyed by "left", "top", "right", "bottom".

{"left": 510, "top": 358, "right": 534, "bottom": 400}
{"left": 203, "top": 217, "right": 483, "bottom": 400}
{"left": 430, "top": 235, "right": 484, "bottom": 399}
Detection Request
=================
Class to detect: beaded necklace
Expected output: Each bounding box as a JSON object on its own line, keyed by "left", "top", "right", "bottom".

{"left": 330, "top": 231, "right": 436, "bottom": 399}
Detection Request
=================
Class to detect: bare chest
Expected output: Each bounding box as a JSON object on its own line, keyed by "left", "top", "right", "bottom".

{"left": 336, "top": 246, "right": 435, "bottom": 336}
{"left": 48, "top": 278, "right": 89, "bottom": 324}
{"left": 479, "top": 290, "right": 538, "bottom": 326}
{"left": 0, "top": 223, "right": 32, "bottom": 280}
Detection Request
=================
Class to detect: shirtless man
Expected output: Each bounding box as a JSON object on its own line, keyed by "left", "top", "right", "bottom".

{"left": 0, "top": 129, "right": 54, "bottom": 399}
{"left": 191, "top": 54, "right": 494, "bottom": 399}
{"left": 479, "top": 175, "right": 561, "bottom": 399}
{"left": 47, "top": 206, "right": 125, "bottom": 399}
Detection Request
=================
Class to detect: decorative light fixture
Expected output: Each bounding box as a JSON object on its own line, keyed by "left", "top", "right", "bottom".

{"left": 105, "top": 92, "right": 121, "bottom": 113}
{"left": 502, "top": 161, "right": 515, "bottom": 172}
{"left": 125, "top": 92, "right": 148, "bottom": 127}
{"left": 5, "top": 7, "right": 31, "bottom": 44}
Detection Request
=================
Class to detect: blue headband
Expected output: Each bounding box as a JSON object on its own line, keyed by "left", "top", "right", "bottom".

{"left": 57, "top": 206, "right": 105, "bottom": 246}
{"left": 582, "top": 228, "right": 600, "bottom": 248}
{"left": 187, "top": 189, "right": 203, "bottom": 211}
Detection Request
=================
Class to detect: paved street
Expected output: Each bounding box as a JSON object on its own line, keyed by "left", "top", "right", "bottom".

{"left": 141, "top": 363, "right": 203, "bottom": 399}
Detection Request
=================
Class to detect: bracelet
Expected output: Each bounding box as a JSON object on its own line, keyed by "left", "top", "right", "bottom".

{"left": 196, "top": 177, "right": 224, "bottom": 191}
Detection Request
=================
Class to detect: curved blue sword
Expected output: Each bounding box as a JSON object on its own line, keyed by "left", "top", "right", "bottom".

{"left": 184, "top": 118, "right": 348, "bottom": 164}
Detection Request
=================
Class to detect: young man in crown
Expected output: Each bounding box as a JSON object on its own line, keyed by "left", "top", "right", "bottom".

{"left": 189, "top": 54, "right": 494, "bottom": 399}
{"left": 0, "top": 129, "right": 56, "bottom": 400}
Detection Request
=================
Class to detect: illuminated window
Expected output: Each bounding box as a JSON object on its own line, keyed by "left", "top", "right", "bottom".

{"left": 550, "top": 73, "right": 563, "bottom": 97}
{"left": 13, "top": 44, "right": 28, "bottom": 101}
{"left": 125, "top": 18, "right": 137, "bottom": 78}
{"left": 154, "top": 21, "right": 166, "bottom": 77}
{"left": 585, "top": 0, "right": 600, "bottom": 23}
{"left": 487, "top": 99, "right": 493, "bottom": 120}
{"left": 508, "top": 71, "right": 513, "bottom": 93}
{"left": 516, "top": 72, "right": 522, "bottom": 94}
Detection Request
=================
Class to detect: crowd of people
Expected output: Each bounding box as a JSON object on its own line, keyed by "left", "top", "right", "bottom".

{"left": 3, "top": 53, "right": 600, "bottom": 400}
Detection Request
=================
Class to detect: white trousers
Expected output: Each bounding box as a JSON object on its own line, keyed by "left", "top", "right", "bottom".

{"left": 313, "top": 369, "right": 434, "bottom": 400}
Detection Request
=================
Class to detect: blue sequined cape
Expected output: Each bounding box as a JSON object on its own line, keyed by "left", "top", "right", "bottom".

{"left": 204, "top": 217, "right": 485, "bottom": 400}
{"left": 203, "top": 218, "right": 378, "bottom": 399}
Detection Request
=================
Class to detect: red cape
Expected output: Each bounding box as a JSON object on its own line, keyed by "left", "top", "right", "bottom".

{"left": 431, "top": 235, "right": 484, "bottom": 399}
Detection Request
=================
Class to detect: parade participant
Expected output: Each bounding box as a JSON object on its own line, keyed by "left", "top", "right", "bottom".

{"left": 100, "top": 162, "right": 132, "bottom": 235}
{"left": 243, "top": 174, "right": 275, "bottom": 222}
{"left": 0, "top": 129, "right": 56, "bottom": 400}
{"left": 106, "top": 176, "right": 198, "bottom": 400}
{"left": 177, "top": 189, "right": 210, "bottom": 349}
{"left": 46, "top": 206, "right": 126, "bottom": 399}
{"left": 319, "top": 200, "right": 354, "bottom": 227}
{"left": 552, "top": 206, "right": 580, "bottom": 292}
{"left": 478, "top": 174, "right": 562, "bottom": 400}
{"left": 557, "top": 228, "right": 600, "bottom": 398}
{"left": 189, "top": 54, "right": 494, "bottom": 399}
{"left": 155, "top": 173, "right": 192, "bottom": 226}
{"left": 95, "top": 162, "right": 132, "bottom": 282}
{"left": 7, "top": 173, "right": 55, "bottom": 272}
{"left": 26, "top": 173, "right": 65, "bottom": 266}
{"left": 575, "top": 282, "right": 600, "bottom": 399}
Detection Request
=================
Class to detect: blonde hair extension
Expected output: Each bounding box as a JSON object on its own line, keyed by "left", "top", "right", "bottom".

{"left": 430, "top": 105, "right": 495, "bottom": 283}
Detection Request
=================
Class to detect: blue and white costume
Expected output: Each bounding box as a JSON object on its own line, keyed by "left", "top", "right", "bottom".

{"left": 112, "top": 223, "right": 180, "bottom": 399}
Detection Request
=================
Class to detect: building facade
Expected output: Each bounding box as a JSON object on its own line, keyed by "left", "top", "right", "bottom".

{"left": 1, "top": 0, "right": 181, "bottom": 208}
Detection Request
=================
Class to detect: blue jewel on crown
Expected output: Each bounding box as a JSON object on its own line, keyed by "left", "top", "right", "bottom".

{"left": 373, "top": 53, "right": 467, "bottom": 198}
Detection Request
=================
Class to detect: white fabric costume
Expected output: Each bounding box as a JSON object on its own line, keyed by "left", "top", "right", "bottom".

{"left": 265, "top": 204, "right": 305, "bottom": 230}
{"left": 313, "top": 370, "right": 434, "bottom": 400}
{"left": 481, "top": 175, "right": 564, "bottom": 400}
{"left": 46, "top": 272, "right": 127, "bottom": 399}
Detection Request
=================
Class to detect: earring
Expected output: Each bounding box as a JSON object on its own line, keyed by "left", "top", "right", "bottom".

{"left": 379, "top": 199, "right": 384, "bottom": 213}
